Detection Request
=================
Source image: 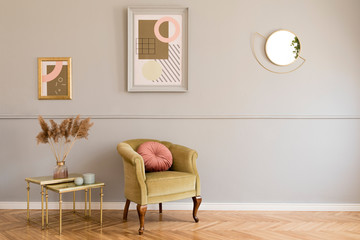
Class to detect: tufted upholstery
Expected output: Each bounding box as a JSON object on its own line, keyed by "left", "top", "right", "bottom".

{"left": 137, "top": 141, "right": 173, "bottom": 172}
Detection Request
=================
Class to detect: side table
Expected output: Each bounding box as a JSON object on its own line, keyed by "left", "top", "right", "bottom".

{"left": 46, "top": 182, "right": 105, "bottom": 234}
{"left": 25, "top": 174, "right": 82, "bottom": 229}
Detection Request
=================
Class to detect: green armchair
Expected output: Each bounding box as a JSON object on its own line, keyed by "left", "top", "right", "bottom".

{"left": 117, "top": 139, "right": 202, "bottom": 234}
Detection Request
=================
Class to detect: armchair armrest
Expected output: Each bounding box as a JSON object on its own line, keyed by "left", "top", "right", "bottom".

{"left": 169, "top": 144, "right": 198, "bottom": 173}
{"left": 117, "top": 143, "right": 142, "bottom": 166}
{"left": 117, "top": 142, "right": 148, "bottom": 204}
{"left": 169, "top": 144, "right": 200, "bottom": 195}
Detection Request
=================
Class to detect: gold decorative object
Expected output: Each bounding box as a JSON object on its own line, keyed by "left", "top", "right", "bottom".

{"left": 38, "top": 57, "right": 72, "bottom": 100}
{"left": 251, "top": 30, "right": 306, "bottom": 74}
{"left": 25, "top": 174, "right": 82, "bottom": 230}
{"left": 45, "top": 182, "right": 105, "bottom": 234}
{"left": 36, "top": 115, "right": 94, "bottom": 179}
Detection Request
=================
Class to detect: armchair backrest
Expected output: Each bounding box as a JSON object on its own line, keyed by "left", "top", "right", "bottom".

{"left": 124, "top": 139, "right": 173, "bottom": 151}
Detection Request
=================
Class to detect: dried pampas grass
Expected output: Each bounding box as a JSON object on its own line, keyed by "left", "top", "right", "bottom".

{"left": 36, "top": 132, "right": 49, "bottom": 144}
{"left": 65, "top": 118, "right": 73, "bottom": 141}
{"left": 71, "top": 115, "right": 80, "bottom": 137}
{"left": 36, "top": 115, "right": 94, "bottom": 162}
{"left": 38, "top": 116, "right": 49, "bottom": 138}
{"left": 59, "top": 118, "right": 69, "bottom": 137}
{"left": 49, "top": 120, "right": 61, "bottom": 143}
{"left": 77, "top": 118, "right": 94, "bottom": 139}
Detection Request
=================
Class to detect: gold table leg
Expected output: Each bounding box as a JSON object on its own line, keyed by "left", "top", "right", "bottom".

{"left": 100, "top": 187, "right": 103, "bottom": 226}
{"left": 26, "top": 182, "right": 30, "bottom": 222}
{"left": 46, "top": 188, "right": 48, "bottom": 227}
{"left": 89, "top": 189, "right": 91, "bottom": 217}
{"left": 41, "top": 186, "right": 44, "bottom": 230}
{"left": 85, "top": 189, "right": 88, "bottom": 217}
{"left": 59, "top": 193, "right": 62, "bottom": 235}
{"left": 73, "top": 192, "right": 76, "bottom": 213}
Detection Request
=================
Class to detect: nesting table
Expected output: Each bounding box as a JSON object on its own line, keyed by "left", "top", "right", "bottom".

{"left": 25, "top": 175, "right": 105, "bottom": 234}
{"left": 46, "top": 182, "right": 105, "bottom": 234}
{"left": 25, "top": 174, "right": 82, "bottom": 229}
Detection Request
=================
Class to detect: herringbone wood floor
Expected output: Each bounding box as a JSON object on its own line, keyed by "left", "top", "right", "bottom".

{"left": 1, "top": 209, "right": 360, "bottom": 240}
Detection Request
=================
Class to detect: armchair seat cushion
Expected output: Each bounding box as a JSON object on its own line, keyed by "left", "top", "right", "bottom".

{"left": 145, "top": 171, "right": 196, "bottom": 197}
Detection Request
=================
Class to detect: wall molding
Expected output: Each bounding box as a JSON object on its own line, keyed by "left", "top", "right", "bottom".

{"left": 2, "top": 202, "right": 360, "bottom": 211}
{"left": 2, "top": 114, "right": 360, "bottom": 120}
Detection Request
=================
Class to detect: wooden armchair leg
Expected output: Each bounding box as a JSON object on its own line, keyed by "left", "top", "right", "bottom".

{"left": 159, "top": 203, "right": 162, "bottom": 214}
{"left": 137, "top": 204, "right": 147, "bottom": 235}
{"left": 192, "top": 196, "right": 202, "bottom": 223}
{"left": 123, "top": 199, "right": 130, "bottom": 221}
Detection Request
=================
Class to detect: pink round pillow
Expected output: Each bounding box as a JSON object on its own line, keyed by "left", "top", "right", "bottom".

{"left": 137, "top": 141, "right": 173, "bottom": 172}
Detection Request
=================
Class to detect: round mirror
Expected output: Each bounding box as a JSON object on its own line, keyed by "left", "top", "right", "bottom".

{"left": 265, "top": 30, "right": 300, "bottom": 66}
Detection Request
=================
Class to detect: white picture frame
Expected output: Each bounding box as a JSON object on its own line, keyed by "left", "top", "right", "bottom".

{"left": 128, "top": 7, "right": 188, "bottom": 92}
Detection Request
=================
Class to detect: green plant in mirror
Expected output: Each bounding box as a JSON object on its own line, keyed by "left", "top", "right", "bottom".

{"left": 291, "top": 36, "right": 300, "bottom": 59}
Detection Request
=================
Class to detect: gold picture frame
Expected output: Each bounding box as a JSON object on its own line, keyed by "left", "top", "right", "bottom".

{"left": 38, "top": 57, "right": 72, "bottom": 100}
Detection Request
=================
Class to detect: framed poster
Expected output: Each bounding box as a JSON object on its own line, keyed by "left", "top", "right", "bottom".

{"left": 38, "top": 57, "right": 72, "bottom": 100}
{"left": 128, "top": 7, "right": 188, "bottom": 92}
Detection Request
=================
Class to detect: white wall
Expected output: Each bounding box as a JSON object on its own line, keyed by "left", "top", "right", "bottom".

{"left": 1, "top": 0, "right": 360, "bottom": 204}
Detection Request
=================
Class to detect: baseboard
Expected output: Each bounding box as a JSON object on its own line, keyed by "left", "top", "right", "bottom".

{"left": 1, "top": 202, "right": 360, "bottom": 211}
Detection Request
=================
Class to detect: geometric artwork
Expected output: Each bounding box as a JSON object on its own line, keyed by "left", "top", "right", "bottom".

{"left": 38, "top": 57, "right": 72, "bottom": 99}
{"left": 128, "top": 7, "right": 188, "bottom": 92}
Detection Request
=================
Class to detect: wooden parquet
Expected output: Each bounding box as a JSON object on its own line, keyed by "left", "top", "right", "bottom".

{"left": 0, "top": 209, "right": 360, "bottom": 240}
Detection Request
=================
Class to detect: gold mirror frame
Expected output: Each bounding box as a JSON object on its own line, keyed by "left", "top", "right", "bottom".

{"left": 265, "top": 29, "right": 301, "bottom": 66}
{"left": 251, "top": 31, "right": 306, "bottom": 74}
